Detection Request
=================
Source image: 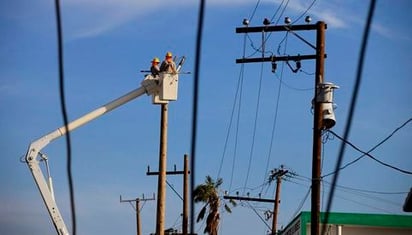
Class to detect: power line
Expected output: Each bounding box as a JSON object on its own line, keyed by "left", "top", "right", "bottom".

{"left": 260, "top": 61, "right": 285, "bottom": 195}
{"left": 243, "top": 55, "right": 265, "bottom": 194}
{"left": 291, "top": 0, "right": 318, "bottom": 24}
{"left": 323, "top": 117, "right": 412, "bottom": 177}
{"left": 328, "top": 129, "right": 412, "bottom": 175}
{"left": 54, "top": 0, "right": 76, "bottom": 234}
{"left": 190, "top": 0, "right": 205, "bottom": 233}
{"left": 249, "top": 0, "right": 262, "bottom": 23}
{"left": 322, "top": 1, "right": 377, "bottom": 234}
{"left": 246, "top": 201, "right": 272, "bottom": 230}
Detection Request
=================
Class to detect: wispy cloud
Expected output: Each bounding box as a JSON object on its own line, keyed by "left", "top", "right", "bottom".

{"left": 61, "top": 0, "right": 409, "bottom": 42}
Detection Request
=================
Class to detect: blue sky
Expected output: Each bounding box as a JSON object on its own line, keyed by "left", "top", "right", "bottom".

{"left": 1, "top": 0, "right": 412, "bottom": 234}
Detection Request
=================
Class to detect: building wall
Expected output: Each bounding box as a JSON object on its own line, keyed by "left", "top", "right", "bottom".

{"left": 305, "top": 224, "right": 412, "bottom": 235}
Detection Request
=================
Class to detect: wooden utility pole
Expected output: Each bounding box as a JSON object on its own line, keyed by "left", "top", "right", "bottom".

{"left": 120, "top": 194, "right": 156, "bottom": 235}
{"left": 183, "top": 154, "right": 189, "bottom": 235}
{"left": 156, "top": 103, "right": 168, "bottom": 235}
{"left": 235, "top": 21, "right": 327, "bottom": 235}
{"left": 270, "top": 168, "right": 288, "bottom": 235}
{"left": 148, "top": 154, "right": 191, "bottom": 235}
{"left": 311, "top": 21, "right": 326, "bottom": 235}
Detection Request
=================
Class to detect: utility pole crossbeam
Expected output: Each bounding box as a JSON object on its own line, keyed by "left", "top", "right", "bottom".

{"left": 223, "top": 195, "right": 276, "bottom": 203}
{"left": 120, "top": 194, "right": 156, "bottom": 235}
{"left": 147, "top": 154, "right": 190, "bottom": 235}
{"left": 235, "top": 21, "right": 327, "bottom": 235}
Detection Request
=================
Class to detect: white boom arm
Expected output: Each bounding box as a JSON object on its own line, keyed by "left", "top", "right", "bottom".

{"left": 25, "top": 86, "right": 147, "bottom": 235}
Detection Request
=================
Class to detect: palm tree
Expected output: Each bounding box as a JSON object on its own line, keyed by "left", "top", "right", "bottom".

{"left": 193, "top": 176, "right": 236, "bottom": 235}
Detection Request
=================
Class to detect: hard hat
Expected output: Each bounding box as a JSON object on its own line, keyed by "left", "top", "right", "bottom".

{"left": 152, "top": 57, "right": 160, "bottom": 63}
{"left": 166, "top": 52, "right": 173, "bottom": 57}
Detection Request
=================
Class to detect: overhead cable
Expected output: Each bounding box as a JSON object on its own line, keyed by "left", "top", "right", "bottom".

{"left": 190, "top": 0, "right": 205, "bottom": 233}
{"left": 322, "top": 1, "right": 377, "bottom": 234}
{"left": 54, "top": 0, "right": 77, "bottom": 234}
{"left": 328, "top": 129, "right": 412, "bottom": 175}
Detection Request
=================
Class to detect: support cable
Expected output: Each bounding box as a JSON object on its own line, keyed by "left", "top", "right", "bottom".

{"left": 246, "top": 201, "right": 272, "bottom": 230}
{"left": 54, "top": 0, "right": 76, "bottom": 234}
{"left": 322, "top": 1, "right": 377, "bottom": 234}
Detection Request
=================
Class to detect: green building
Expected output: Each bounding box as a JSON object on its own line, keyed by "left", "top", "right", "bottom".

{"left": 279, "top": 211, "right": 412, "bottom": 235}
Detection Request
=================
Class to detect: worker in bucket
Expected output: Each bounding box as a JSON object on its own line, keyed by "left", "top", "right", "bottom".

{"left": 150, "top": 57, "right": 161, "bottom": 77}
{"left": 160, "top": 51, "right": 177, "bottom": 74}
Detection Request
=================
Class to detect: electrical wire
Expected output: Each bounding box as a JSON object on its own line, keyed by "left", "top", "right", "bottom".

{"left": 249, "top": 0, "right": 261, "bottom": 23}
{"left": 190, "top": 0, "right": 205, "bottom": 233}
{"left": 166, "top": 180, "right": 183, "bottom": 201}
{"left": 54, "top": 0, "right": 76, "bottom": 234}
{"left": 229, "top": 70, "right": 244, "bottom": 192}
{"left": 217, "top": 33, "right": 247, "bottom": 192}
{"left": 246, "top": 201, "right": 272, "bottom": 230}
{"left": 275, "top": 72, "right": 313, "bottom": 91}
{"left": 216, "top": 63, "right": 245, "bottom": 180}
{"left": 328, "top": 130, "right": 412, "bottom": 175}
{"left": 322, "top": 1, "right": 377, "bottom": 234}
{"left": 323, "top": 117, "right": 412, "bottom": 177}
{"left": 260, "top": 35, "right": 289, "bottom": 195}
{"left": 291, "top": 0, "right": 318, "bottom": 24}
{"left": 243, "top": 56, "right": 265, "bottom": 194}
{"left": 270, "top": 0, "right": 286, "bottom": 23}
{"left": 290, "top": 186, "right": 311, "bottom": 220}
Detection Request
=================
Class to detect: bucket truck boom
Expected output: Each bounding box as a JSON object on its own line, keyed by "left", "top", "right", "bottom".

{"left": 24, "top": 57, "right": 185, "bottom": 235}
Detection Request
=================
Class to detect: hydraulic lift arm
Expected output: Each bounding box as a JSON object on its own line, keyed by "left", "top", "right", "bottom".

{"left": 25, "top": 86, "right": 147, "bottom": 235}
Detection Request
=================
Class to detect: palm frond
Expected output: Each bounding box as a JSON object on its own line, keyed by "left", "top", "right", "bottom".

{"left": 197, "top": 205, "right": 207, "bottom": 223}
{"left": 224, "top": 204, "right": 232, "bottom": 213}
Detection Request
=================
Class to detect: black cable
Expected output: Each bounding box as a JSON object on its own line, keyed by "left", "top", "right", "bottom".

{"left": 54, "top": 1, "right": 76, "bottom": 234}
{"left": 291, "top": 0, "right": 318, "bottom": 24}
{"left": 190, "top": 0, "right": 205, "bottom": 233}
{"left": 270, "top": 0, "right": 286, "bottom": 23}
{"left": 243, "top": 56, "right": 265, "bottom": 194}
{"left": 328, "top": 130, "right": 412, "bottom": 175}
{"left": 260, "top": 35, "right": 289, "bottom": 195}
{"left": 246, "top": 201, "right": 272, "bottom": 230}
{"left": 166, "top": 180, "right": 183, "bottom": 201}
{"left": 249, "top": 0, "right": 261, "bottom": 23}
{"left": 229, "top": 71, "right": 244, "bottom": 191}
{"left": 323, "top": 117, "right": 412, "bottom": 177}
{"left": 322, "top": 1, "right": 376, "bottom": 234}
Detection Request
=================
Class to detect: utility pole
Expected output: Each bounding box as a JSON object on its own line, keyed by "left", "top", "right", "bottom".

{"left": 148, "top": 154, "right": 191, "bottom": 235}
{"left": 120, "top": 194, "right": 156, "bottom": 235}
{"left": 235, "top": 20, "right": 327, "bottom": 235}
{"left": 156, "top": 103, "right": 168, "bottom": 235}
{"left": 183, "top": 154, "right": 189, "bottom": 235}
{"left": 269, "top": 167, "right": 289, "bottom": 235}
{"left": 311, "top": 21, "right": 326, "bottom": 235}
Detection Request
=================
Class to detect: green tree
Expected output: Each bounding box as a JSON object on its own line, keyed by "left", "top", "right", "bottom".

{"left": 193, "top": 176, "right": 236, "bottom": 235}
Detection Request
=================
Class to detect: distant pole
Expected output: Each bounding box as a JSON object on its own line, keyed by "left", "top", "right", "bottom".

{"left": 120, "top": 194, "right": 155, "bottom": 235}
{"left": 311, "top": 21, "right": 326, "bottom": 235}
{"left": 136, "top": 199, "right": 141, "bottom": 235}
{"left": 183, "top": 154, "right": 189, "bottom": 235}
{"left": 272, "top": 176, "right": 281, "bottom": 234}
{"left": 156, "top": 103, "right": 168, "bottom": 235}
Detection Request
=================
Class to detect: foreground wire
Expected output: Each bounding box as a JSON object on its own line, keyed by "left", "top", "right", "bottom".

{"left": 190, "top": 0, "right": 206, "bottom": 234}
{"left": 321, "top": 1, "right": 376, "bottom": 234}
{"left": 54, "top": 0, "right": 76, "bottom": 234}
